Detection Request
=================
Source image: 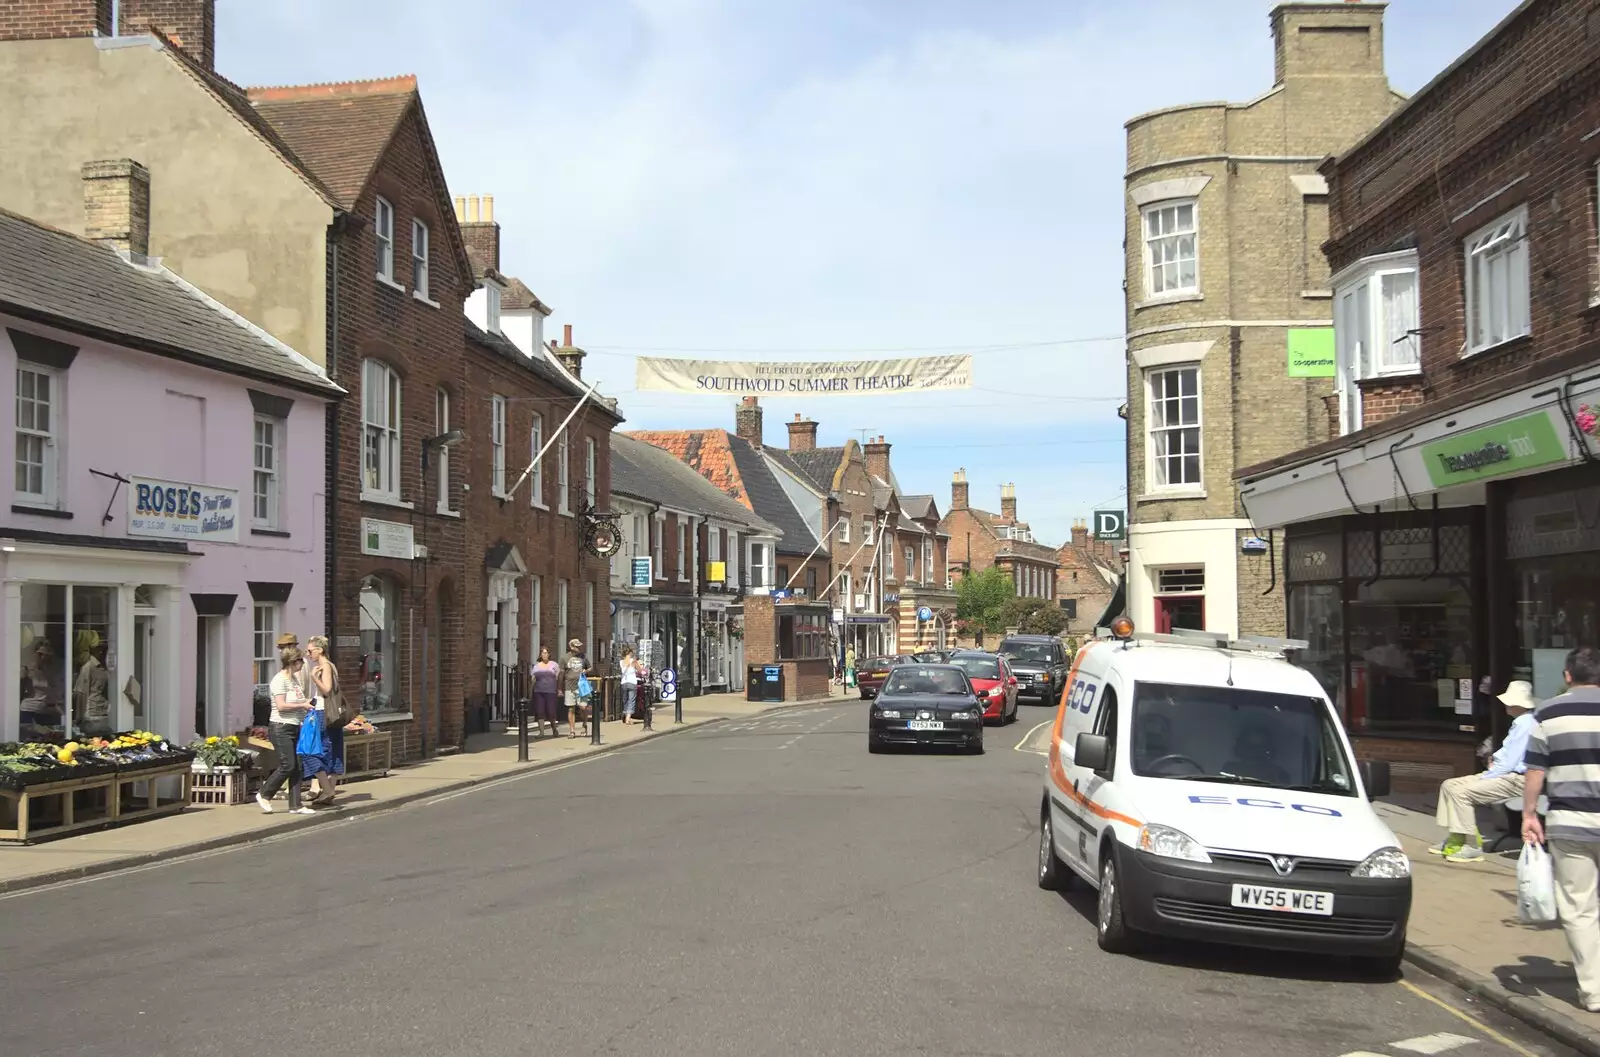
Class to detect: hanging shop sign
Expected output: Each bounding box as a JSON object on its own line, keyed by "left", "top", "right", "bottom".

{"left": 1286, "top": 328, "right": 1336, "bottom": 378}
{"left": 631, "top": 556, "right": 653, "bottom": 587}
{"left": 635, "top": 355, "right": 973, "bottom": 397}
{"left": 127, "top": 476, "right": 240, "bottom": 543}
{"left": 360, "top": 518, "right": 414, "bottom": 560}
{"left": 706, "top": 561, "right": 726, "bottom": 583}
{"left": 1419, "top": 410, "right": 1566, "bottom": 487}
{"left": 1092, "top": 510, "right": 1127, "bottom": 541}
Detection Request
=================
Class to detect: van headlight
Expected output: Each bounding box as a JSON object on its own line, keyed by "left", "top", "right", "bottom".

{"left": 1137, "top": 824, "right": 1211, "bottom": 863}
{"left": 1351, "top": 847, "right": 1411, "bottom": 878}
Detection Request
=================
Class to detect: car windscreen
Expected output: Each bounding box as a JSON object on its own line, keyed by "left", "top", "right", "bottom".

{"left": 862, "top": 657, "right": 892, "bottom": 670}
{"left": 949, "top": 655, "right": 1000, "bottom": 680}
{"left": 1000, "top": 642, "right": 1053, "bottom": 665}
{"left": 883, "top": 667, "right": 971, "bottom": 697}
{"left": 1129, "top": 681, "right": 1355, "bottom": 796}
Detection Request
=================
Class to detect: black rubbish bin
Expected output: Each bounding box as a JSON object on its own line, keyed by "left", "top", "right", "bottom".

{"left": 746, "top": 664, "right": 785, "bottom": 703}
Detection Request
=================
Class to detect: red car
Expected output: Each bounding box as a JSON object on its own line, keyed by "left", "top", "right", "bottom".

{"left": 949, "top": 650, "right": 1018, "bottom": 724}
{"left": 857, "top": 655, "right": 913, "bottom": 699}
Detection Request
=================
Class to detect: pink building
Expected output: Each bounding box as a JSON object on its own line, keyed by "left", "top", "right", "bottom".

{"left": 1, "top": 172, "right": 339, "bottom": 745}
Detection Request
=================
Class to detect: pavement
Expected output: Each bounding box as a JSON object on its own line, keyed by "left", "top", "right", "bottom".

{"left": 0, "top": 687, "right": 846, "bottom": 895}
{"left": 0, "top": 699, "right": 1583, "bottom": 1057}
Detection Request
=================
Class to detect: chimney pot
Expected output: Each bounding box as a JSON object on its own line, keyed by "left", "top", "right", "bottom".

{"left": 484, "top": 195, "right": 494, "bottom": 223}
{"left": 468, "top": 195, "right": 481, "bottom": 223}
{"left": 735, "top": 397, "right": 764, "bottom": 449}
{"left": 81, "top": 158, "right": 151, "bottom": 258}
{"left": 453, "top": 196, "right": 465, "bottom": 221}
{"left": 563, "top": 323, "right": 573, "bottom": 346}
{"left": 951, "top": 468, "right": 969, "bottom": 511}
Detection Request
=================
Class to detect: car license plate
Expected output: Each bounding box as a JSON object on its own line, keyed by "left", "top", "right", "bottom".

{"left": 1230, "top": 884, "right": 1334, "bottom": 916}
{"left": 907, "top": 720, "right": 944, "bottom": 731}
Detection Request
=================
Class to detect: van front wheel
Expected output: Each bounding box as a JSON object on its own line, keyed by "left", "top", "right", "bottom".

{"left": 1096, "top": 848, "right": 1143, "bottom": 954}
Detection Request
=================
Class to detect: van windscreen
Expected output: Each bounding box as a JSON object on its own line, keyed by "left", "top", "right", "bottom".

{"left": 1129, "top": 682, "right": 1355, "bottom": 796}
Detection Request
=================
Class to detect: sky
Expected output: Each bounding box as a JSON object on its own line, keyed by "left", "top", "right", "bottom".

{"left": 216, "top": 0, "right": 1515, "bottom": 545}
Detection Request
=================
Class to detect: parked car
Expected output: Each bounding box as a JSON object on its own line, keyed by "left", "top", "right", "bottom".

{"left": 913, "top": 650, "right": 954, "bottom": 663}
{"left": 998, "top": 634, "right": 1070, "bottom": 705}
{"left": 867, "top": 664, "right": 985, "bottom": 754}
{"left": 857, "top": 655, "right": 914, "bottom": 699}
{"left": 948, "top": 650, "right": 1018, "bottom": 724}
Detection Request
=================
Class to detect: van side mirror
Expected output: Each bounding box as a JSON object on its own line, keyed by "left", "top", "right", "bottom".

{"left": 1075, "top": 733, "right": 1109, "bottom": 772}
{"left": 1358, "top": 758, "right": 1390, "bottom": 799}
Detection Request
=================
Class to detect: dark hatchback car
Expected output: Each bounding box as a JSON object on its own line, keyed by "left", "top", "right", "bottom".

{"left": 998, "top": 635, "right": 1070, "bottom": 705}
{"left": 867, "top": 664, "right": 985, "bottom": 754}
{"left": 857, "top": 655, "right": 913, "bottom": 699}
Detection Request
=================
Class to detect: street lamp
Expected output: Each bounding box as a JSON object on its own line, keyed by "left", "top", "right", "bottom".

{"left": 417, "top": 428, "right": 466, "bottom": 756}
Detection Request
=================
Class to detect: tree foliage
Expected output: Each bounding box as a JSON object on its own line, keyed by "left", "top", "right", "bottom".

{"left": 1003, "top": 596, "right": 1069, "bottom": 637}
{"left": 955, "top": 566, "right": 1014, "bottom": 639}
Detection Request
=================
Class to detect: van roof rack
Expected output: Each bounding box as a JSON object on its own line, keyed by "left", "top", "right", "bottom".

{"left": 1095, "top": 627, "right": 1308, "bottom": 656}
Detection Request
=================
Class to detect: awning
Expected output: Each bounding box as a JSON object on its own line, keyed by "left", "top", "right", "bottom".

{"left": 1094, "top": 574, "right": 1126, "bottom": 630}
{"left": 1238, "top": 367, "right": 1600, "bottom": 530}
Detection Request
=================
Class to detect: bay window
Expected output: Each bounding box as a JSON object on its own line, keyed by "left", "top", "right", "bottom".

{"left": 1332, "top": 250, "right": 1421, "bottom": 435}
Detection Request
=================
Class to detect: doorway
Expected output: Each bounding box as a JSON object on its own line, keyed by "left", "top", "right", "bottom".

{"left": 195, "top": 615, "right": 225, "bottom": 737}
{"left": 133, "top": 614, "right": 154, "bottom": 731}
{"left": 1154, "top": 595, "right": 1205, "bottom": 632}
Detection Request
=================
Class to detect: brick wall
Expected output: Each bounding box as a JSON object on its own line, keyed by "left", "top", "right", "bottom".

{"left": 118, "top": 0, "right": 213, "bottom": 69}
{"left": 1323, "top": 0, "right": 1600, "bottom": 415}
{"left": 744, "top": 596, "right": 775, "bottom": 664}
{"left": 828, "top": 449, "right": 879, "bottom": 603}
{"left": 1357, "top": 375, "right": 1425, "bottom": 427}
{"left": 326, "top": 107, "right": 472, "bottom": 761}
{"left": 1233, "top": 531, "right": 1286, "bottom": 638}
{"left": 0, "top": 0, "right": 110, "bottom": 40}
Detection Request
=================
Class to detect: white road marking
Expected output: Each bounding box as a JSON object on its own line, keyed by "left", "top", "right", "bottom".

{"left": 1391, "top": 1034, "right": 1477, "bottom": 1054}
{"left": 1014, "top": 719, "right": 1051, "bottom": 755}
{"left": 1334, "top": 1052, "right": 1389, "bottom": 1056}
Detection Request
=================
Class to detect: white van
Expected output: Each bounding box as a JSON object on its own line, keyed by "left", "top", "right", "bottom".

{"left": 1037, "top": 621, "right": 1412, "bottom": 974}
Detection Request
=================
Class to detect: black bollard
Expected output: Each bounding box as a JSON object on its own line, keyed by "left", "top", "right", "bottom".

{"left": 589, "top": 682, "right": 602, "bottom": 746}
{"left": 642, "top": 682, "right": 654, "bottom": 731}
{"left": 674, "top": 682, "right": 683, "bottom": 725}
{"left": 517, "top": 697, "right": 530, "bottom": 762}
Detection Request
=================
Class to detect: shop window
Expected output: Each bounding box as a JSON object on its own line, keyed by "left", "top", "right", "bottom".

{"left": 361, "top": 359, "right": 402, "bottom": 499}
{"left": 18, "top": 584, "right": 115, "bottom": 741}
{"left": 1154, "top": 567, "right": 1204, "bottom": 632}
{"left": 779, "top": 609, "right": 829, "bottom": 660}
{"left": 358, "top": 575, "right": 402, "bottom": 715}
{"left": 1464, "top": 205, "right": 1531, "bottom": 355}
{"left": 1346, "top": 523, "right": 1470, "bottom": 580}
{"left": 252, "top": 602, "right": 280, "bottom": 689}
{"left": 1146, "top": 365, "right": 1201, "bottom": 489}
{"left": 14, "top": 364, "right": 59, "bottom": 507}
{"left": 1287, "top": 584, "right": 1344, "bottom": 713}
{"left": 1347, "top": 578, "right": 1473, "bottom": 735}
{"left": 1508, "top": 475, "right": 1600, "bottom": 697}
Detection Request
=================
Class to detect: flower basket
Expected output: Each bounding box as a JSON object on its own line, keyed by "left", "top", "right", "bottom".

{"left": 189, "top": 763, "right": 256, "bottom": 806}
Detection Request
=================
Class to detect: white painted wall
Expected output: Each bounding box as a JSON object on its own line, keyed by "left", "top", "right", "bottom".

{"left": 1126, "top": 518, "right": 1251, "bottom": 639}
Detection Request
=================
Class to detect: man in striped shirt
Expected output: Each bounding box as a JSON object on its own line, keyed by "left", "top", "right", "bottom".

{"left": 1523, "top": 646, "right": 1600, "bottom": 1012}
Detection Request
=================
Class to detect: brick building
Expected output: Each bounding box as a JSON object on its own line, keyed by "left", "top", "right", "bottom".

{"left": 1056, "top": 521, "right": 1123, "bottom": 637}
{"left": 1121, "top": 2, "right": 1403, "bottom": 640}
{"left": 941, "top": 471, "right": 1059, "bottom": 603}
{"left": 1237, "top": 0, "right": 1600, "bottom": 786}
{"left": 0, "top": 2, "right": 480, "bottom": 759}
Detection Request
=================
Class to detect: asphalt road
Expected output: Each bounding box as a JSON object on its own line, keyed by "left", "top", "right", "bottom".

{"left": 0, "top": 702, "right": 1581, "bottom": 1057}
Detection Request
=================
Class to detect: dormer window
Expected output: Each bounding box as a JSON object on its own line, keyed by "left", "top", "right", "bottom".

{"left": 487, "top": 283, "right": 502, "bottom": 333}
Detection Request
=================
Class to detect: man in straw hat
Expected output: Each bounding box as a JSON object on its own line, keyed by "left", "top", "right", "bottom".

{"left": 1430, "top": 679, "right": 1537, "bottom": 863}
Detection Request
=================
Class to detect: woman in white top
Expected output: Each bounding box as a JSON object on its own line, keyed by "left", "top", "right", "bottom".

{"left": 619, "top": 646, "right": 640, "bottom": 724}
{"left": 258, "top": 646, "right": 314, "bottom": 815}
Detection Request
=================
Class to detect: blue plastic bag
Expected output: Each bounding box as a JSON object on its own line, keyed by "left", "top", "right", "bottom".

{"left": 297, "top": 711, "right": 325, "bottom": 757}
{"left": 577, "top": 673, "right": 593, "bottom": 699}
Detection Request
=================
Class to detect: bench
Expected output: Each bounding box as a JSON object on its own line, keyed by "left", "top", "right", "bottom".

{"left": 1486, "top": 794, "right": 1549, "bottom": 853}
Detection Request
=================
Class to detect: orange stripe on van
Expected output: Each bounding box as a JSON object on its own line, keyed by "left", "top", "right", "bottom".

{"left": 1045, "top": 643, "right": 1142, "bottom": 831}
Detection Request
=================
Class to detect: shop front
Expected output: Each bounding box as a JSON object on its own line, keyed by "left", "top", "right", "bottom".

{"left": 1241, "top": 358, "right": 1600, "bottom": 785}
{"left": 651, "top": 600, "right": 693, "bottom": 685}
{"left": 699, "top": 597, "right": 734, "bottom": 692}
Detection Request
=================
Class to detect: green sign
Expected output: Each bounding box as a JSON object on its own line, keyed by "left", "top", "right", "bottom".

{"left": 1092, "top": 510, "right": 1126, "bottom": 541}
{"left": 1420, "top": 411, "right": 1567, "bottom": 488}
{"left": 1287, "top": 328, "right": 1335, "bottom": 378}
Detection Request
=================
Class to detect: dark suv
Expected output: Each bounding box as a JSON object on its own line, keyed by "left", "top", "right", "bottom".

{"left": 997, "top": 634, "right": 1069, "bottom": 705}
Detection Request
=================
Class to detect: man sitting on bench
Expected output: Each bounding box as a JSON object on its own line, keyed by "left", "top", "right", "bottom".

{"left": 1431, "top": 680, "right": 1537, "bottom": 862}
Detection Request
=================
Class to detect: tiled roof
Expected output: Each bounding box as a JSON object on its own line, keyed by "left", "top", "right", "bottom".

{"left": 247, "top": 77, "right": 418, "bottom": 208}
{"left": 628, "top": 430, "right": 821, "bottom": 556}
{"left": 899, "top": 494, "right": 937, "bottom": 521}
{"left": 0, "top": 207, "right": 340, "bottom": 395}
{"left": 501, "top": 276, "right": 551, "bottom": 315}
{"left": 611, "top": 435, "right": 780, "bottom": 536}
{"left": 784, "top": 447, "right": 844, "bottom": 492}
{"left": 464, "top": 319, "right": 622, "bottom": 421}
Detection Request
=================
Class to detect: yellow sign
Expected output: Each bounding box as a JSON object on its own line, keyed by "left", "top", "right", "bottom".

{"left": 706, "top": 561, "right": 727, "bottom": 583}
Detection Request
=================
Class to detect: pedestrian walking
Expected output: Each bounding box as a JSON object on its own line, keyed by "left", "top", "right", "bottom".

{"left": 560, "top": 638, "right": 590, "bottom": 739}
{"left": 530, "top": 646, "right": 562, "bottom": 738}
{"left": 845, "top": 645, "right": 857, "bottom": 690}
{"left": 619, "top": 646, "right": 640, "bottom": 724}
{"left": 302, "top": 635, "right": 345, "bottom": 806}
{"left": 1523, "top": 646, "right": 1600, "bottom": 1011}
{"left": 1430, "top": 680, "right": 1536, "bottom": 862}
{"left": 258, "top": 645, "right": 314, "bottom": 815}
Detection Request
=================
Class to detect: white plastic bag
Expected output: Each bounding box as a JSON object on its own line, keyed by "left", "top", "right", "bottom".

{"left": 1518, "top": 842, "right": 1559, "bottom": 925}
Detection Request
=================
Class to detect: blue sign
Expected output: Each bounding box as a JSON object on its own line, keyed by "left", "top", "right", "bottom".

{"left": 631, "top": 557, "right": 652, "bottom": 587}
{"left": 660, "top": 666, "right": 678, "bottom": 702}
{"left": 763, "top": 666, "right": 782, "bottom": 682}
{"left": 917, "top": 606, "right": 933, "bottom": 622}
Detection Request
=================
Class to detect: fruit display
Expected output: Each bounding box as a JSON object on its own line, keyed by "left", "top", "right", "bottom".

{"left": 345, "top": 715, "right": 376, "bottom": 735}
{"left": 0, "top": 730, "right": 194, "bottom": 790}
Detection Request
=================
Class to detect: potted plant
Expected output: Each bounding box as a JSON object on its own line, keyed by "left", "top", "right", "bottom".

{"left": 188, "top": 734, "right": 243, "bottom": 772}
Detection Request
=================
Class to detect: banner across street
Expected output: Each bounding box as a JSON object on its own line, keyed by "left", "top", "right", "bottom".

{"left": 634, "top": 354, "right": 973, "bottom": 396}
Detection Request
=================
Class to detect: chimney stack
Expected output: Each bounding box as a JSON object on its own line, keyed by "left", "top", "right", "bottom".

{"left": 1270, "top": 0, "right": 1385, "bottom": 87}
{"left": 786, "top": 413, "right": 818, "bottom": 452}
{"left": 553, "top": 323, "right": 584, "bottom": 380}
{"left": 119, "top": 0, "right": 216, "bottom": 71}
{"left": 453, "top": 192, "right": 501, "bottom": 274}
{"left": 864, "top": 434, "right": 892, "bottom": 484}
{"left": 951, "top": 468, "right": 968, "bottom": 511}
{"left": 735, "top": 396, "right": 764, "bottom": 449}
{"left": 82, "top": 159, "right": 150, "bottom": 258}
{"left": 1071, "top": 518, "right": 1088, "bottom": 549}
{"left": 0, "top": 0, "right": 112, "bottom": 41}
{"left": 1000, "top": 483, "right": 1017, "bottom": 522}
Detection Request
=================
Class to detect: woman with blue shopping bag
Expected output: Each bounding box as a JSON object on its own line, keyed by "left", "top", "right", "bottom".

{"left": 561, "top": 638, "right": 591, "bottom": 739}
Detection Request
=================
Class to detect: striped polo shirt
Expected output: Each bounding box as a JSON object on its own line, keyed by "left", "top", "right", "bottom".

{"left": 1526, "top": 685, "right": 1600, "bottom": 843}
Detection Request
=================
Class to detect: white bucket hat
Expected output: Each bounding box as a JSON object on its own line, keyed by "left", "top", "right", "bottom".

{"left": 1498, "top": 680, "right": 1536, "bottom": 711}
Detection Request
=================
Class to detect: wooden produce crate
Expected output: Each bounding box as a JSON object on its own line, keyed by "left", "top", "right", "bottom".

{"left": 113, "top": 762, "right": 193, "bottom": 826}
{"left": 189, "top": 763, "right": 256, "bottom": 806}
{"left": 0, "top": 771, "right": 117, "bottom": 842}
{"left": 342, "top": 730, "right": 392, "bottom": 781}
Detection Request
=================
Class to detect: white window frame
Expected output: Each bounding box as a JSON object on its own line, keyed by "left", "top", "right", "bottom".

{"left": 1141, "top": 198, "right": 1198, "bottom": 300}
{"left": 654, "top": 514, "right": 666, "bottom": 579}
{"left": 1145, "top": 364, "right": 1202, "bottom": 492}
{"left": 584, "top": 581, "right": 595, "bottom": 660}
{"left": 252, "top": 602, "right": 280, "bottom": 690}
{"left": 435, "top": 388, "right": 455, "bottom": 513}
{"left": 529, "top": 576, "right": 542, "bottom": 659}
{"left": 923, "top": 538, "right": 933, "bottom": 582}
{"left": 584, "top": 436, "right": 596, "bottom": 506}
{"left": 839, "top": 518, "right": 850, "bottom": 544}
{"left": 1464, "top": 205, "right": 1531, "bottom": 355}
{"left": 677, "top": 520, "right": 688, "bottom": 581}
{"left": 14, "top": 363, "right": 60, "bottom": 507}
{"left": 375, "top": 196, "right": 395, "bottom": 284}
{"left": 707, "top": 524, "right": 721, "bottom": 563}
{"left": 749, "top": 541, "right": 768, "bottom": 589}
{"left": 1331, "top": 249, "right": 1421, "bottom": 436}
{"left": 411, "top": 218, "right": 431, "bottom": 301}
{"left": 557, "top": 579, "right": 569, "bottom": 653}
{"left": 252, "top": 413, "right": 282, "bottom": 529}
{"left": 486, "top": 284, "right": 502, "bottom": 333}
{"left": 529, "top": 413, "right": 545, "bottom": 508}
{"left": 491, "top": 394, "right": 507, "bottom": 496}
{"left": 632, "top": 514, "right": 647, "bottom": 559}
{"left": 361, "top": 359, "right": 402, "bottom": 500}
{"left": 862, "top": 518, "right": 874, "bottom": 545}
{"left": 557, "top": 429, "right": 571, "bottom": 515}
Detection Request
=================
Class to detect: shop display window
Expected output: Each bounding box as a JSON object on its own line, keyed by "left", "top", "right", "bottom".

{"left": 18, "top": 584, "right": 117, "bottom": 742}
{"left": 358, "top": 575, "right": 402, "bottom": 715}
{"left": 1506, "top": 474, "right": 1600, "bottom": 699}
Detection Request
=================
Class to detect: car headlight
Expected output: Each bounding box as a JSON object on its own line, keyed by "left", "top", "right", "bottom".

{"left": 951, "top": 710, "right": 978, "bottom": 720}
{"left": 876, "top": 709, "right": 901, "bottom": 719}
{"left": 1351, "top": 847, "right": 1411, "bottom": 879}
{"left": 1137, "top": 823, "right": 1212, "bottom": 863}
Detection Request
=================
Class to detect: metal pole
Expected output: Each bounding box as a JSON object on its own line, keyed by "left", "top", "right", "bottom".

{"left": 673, "top": 676, "right": 682, "bottom": 725}
{"left": 590, "top": 679, "right": 602, "bottom": 745}
{"left": 517, "top": 686, "right": 529, "bottom": 762}
{"left": 643, "top": 680, "right": 654, "bottom": 731}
